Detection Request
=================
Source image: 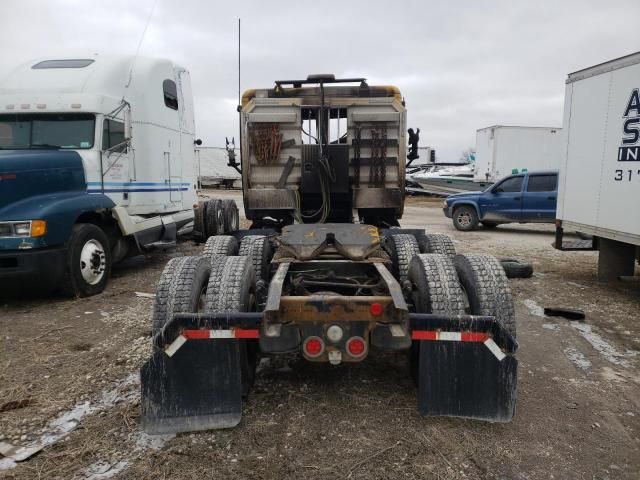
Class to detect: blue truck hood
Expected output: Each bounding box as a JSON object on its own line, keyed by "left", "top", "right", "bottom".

{"left": 0, "top": 150, "right": 115, "bottom": 250}
{"left": 0, "top": 149, "right": 86, "bottom": 209}
{"left": 446, "top": 191, "right": 483, "bottom": 201}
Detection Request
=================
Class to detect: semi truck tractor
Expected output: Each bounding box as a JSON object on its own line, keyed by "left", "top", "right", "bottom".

{"left": 554, "top": 51, "right": 640, "bottom": 280}
{"left": 0, "top": 55, "right": 236, "bottom": 296}
{"left": 140, "top": 75, "right": 519, "bottom": 434}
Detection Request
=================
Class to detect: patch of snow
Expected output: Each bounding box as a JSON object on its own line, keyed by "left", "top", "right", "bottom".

{"left": 0, "top": 374, "right": 137, "bottom": 471}
{"left": 524, "top": 299, "right": 545, "bottom": 317}
{"left": 83, "top": 460, "right": 130, "bottom": 479}
{"left": 571, "top": 323, "right": 638, "bottom": 367}
{"left": 563, "top": 347, "right": 591, "bottom": 370}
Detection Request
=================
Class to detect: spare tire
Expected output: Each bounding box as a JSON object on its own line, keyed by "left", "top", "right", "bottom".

{"left": 193, "top": 201, "right": 207, "bottom": 242}
{"left": 499, "top": 258, "right": 533, "bottom": 279}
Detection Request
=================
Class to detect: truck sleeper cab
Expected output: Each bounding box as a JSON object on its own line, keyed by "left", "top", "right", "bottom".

{"left": 0, "top": 55, "right": 200, "bottom": 296}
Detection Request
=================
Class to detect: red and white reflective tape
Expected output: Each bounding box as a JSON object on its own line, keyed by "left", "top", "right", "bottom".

{"left": 411, "top": 330, "right": 506, "bottom": 361}
{"left": 164, "top": 328, "right": 259, "bottom": 357}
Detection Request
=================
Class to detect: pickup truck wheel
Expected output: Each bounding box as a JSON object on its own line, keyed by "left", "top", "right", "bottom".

{"left": 151, "top": 256, "right": 211, "bottom": 337}
{"left": 205, "top": 256, "right": 258, "bottom": 396}
{"left": 385, "top": 234, "right": 420, "bottom": 284}
{"left": 60, "top": 223, "right": 112, "bottom": 298}
{"left": 454, "top": 254, "right": 516, "bottom": 339}
{"left": 408, "top": 254, "right": 466, "bottom": 383}
{"left": 453, "top": 205, "right": 478, "bottom": 231}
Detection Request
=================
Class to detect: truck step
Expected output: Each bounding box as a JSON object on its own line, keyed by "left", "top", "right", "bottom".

{"left": 146, "top": 240, "right": 177, "bottom": 250}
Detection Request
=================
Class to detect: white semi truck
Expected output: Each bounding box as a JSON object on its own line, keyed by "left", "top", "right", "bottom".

{"left": 555, "top": 51, "right": 640, "bottom": 279}
{"left": 474, "top": 125, "right": 563, "bottom": 182}
{"left": 0, "top": 55, "right": 233, "bottom": 296}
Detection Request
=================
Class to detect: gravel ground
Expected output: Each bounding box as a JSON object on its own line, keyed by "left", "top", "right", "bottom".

{"left": 1, "top": 190, "right": 638, "bottom": 479}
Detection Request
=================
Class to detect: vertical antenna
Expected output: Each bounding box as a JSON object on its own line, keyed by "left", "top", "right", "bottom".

{"left": 238, "top": 18, "right": 241, "bottom": 106}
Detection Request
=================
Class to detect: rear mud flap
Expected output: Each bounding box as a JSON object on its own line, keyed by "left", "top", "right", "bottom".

{"left": 417, "top": 341, "right": 517, "bottom": 422}
{"left": 141, "top": 340, "right": 242, "bottom": 434}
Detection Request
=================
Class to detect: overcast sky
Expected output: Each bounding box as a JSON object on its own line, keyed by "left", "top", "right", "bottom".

{"left": 1, "top": 0, "right": 638, "bottom": 161}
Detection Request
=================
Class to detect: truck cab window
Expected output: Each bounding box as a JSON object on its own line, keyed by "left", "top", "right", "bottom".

{"left": 494, "top": 176, "right": 523, "bottom": 193}
{"left": 527, "top": 174, "right": 557, "bottom": 192}
{"left": 163, "top": 79, "right": 179, "bottom": 110}
{"left": 0, "top": 113, "right": 95, "bottom": 149}
{"left": 102, "top": 119, "right": 126, "bottom": 153}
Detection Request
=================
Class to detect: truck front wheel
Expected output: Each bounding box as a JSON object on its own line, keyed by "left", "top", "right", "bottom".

{"left": 452, "top": 206, "right": 478, "bottom": 231}
{"left": 60, "top": 223, "right": 112, "bottom": 297}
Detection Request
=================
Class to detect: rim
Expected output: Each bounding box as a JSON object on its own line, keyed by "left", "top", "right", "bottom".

{"left": 79, "top": 239, "right": 106, "bottom": 285}
{"left": 456, "top": 211, "right": 472, "bottom": 227}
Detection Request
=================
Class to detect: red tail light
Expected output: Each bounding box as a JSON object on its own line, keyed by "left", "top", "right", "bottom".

{"left": 370, "top": 302, "right": 383, "bottom": 316}
{"left": 303, "top": 336, "right": 324, "bottom": 358}
{"left": 346, "top": 336, "right": 367, "bottom": 358}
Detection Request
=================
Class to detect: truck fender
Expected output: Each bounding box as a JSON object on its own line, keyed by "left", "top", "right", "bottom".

{"left": 451, "top": 201, "right": 482, "bottom": 220}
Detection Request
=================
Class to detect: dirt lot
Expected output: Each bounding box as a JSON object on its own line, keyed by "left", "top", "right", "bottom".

{"left": 1, "top": 191, "right": 639, "bottom": 480}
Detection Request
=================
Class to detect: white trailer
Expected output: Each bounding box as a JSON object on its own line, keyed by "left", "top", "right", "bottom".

{"left": 474, "top": 125, "right": 563, "bottom": 182}
{"left": 555, "top": 51, "right": 640, "bottom": 280}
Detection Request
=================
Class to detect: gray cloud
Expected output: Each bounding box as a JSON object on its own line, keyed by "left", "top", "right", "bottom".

{"left": 1, "top": 0, "right": 638, "bottom": 160}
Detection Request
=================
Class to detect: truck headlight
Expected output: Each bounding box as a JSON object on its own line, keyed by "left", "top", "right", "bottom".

{"left": 0, "top": 220, "right": 47, "bottom": 237}
{"left": 13, "top": 222, "right": 31, "bottom": 236}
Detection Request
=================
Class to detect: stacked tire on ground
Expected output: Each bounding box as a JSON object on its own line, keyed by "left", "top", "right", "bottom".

{"left": 193, "top": 199, "right": 240, "bottom": 242}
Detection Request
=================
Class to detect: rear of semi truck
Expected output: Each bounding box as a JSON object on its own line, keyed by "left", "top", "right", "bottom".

{"left": 555, "top": 51, "right": 640, "bottom": 280}
{"left": 140, "top": 76, "right": 519, "bottom": 434}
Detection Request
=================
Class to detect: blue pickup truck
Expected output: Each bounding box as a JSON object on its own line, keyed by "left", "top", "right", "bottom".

{"left": 443, "top": 170, "right": 558, "bottom": 231}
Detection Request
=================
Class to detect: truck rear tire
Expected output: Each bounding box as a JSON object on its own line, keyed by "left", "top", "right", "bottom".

{"left": 222, "top": 199, "right": 240, "bottom": 232}
{"left": 203, "top": 235, "right": 238, "bottom": 261}
{"left": 407, "top": 254, "right": 465, "bottom": 383}
{"left": 238, "top": 235, "right": 272, "bottom": 284}
{"left": 193, "top": 201, "right": 207, "bottom": 242}
{"left": 59, "top": 223, "right": 112, "bottom": 298}
{"left": 151, "top": 256, "right": 211, "bottom": 337}
{"left": 422, "top": 233, "right": 456, "bottom": 256}
{"left": 454, "top": 254, "right": 516, "bottom": 339}
{"left": 205, "top": 256, "right": 258, "bottom": 396}
{"left": 385, "top": 234, "right": 420, "bottom": 284}
{"left": 205, "top": 199, "right": 225, "bottom": 238}
{"left": 453, "top": 205, "right": 478, "bottom": 231}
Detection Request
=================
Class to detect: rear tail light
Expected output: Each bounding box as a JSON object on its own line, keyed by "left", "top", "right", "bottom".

{"left": 370, "top": 302, "right": 383, "bottom": 316}
{"left": 303, "top": 336, "right": 324, "bottom": 358}
{"left": 346, "top": 336, "right": 367, "bottom": 358}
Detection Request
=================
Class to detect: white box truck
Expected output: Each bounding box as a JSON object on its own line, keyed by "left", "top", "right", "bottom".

{"left": 474, "top": 125, "right": 563, "bottom": 182}
{"left": 555, "top": 51, "right": 640, "bottom": 279}
{"left": 0, "top": 55, "right": 234, "bottom": 297}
